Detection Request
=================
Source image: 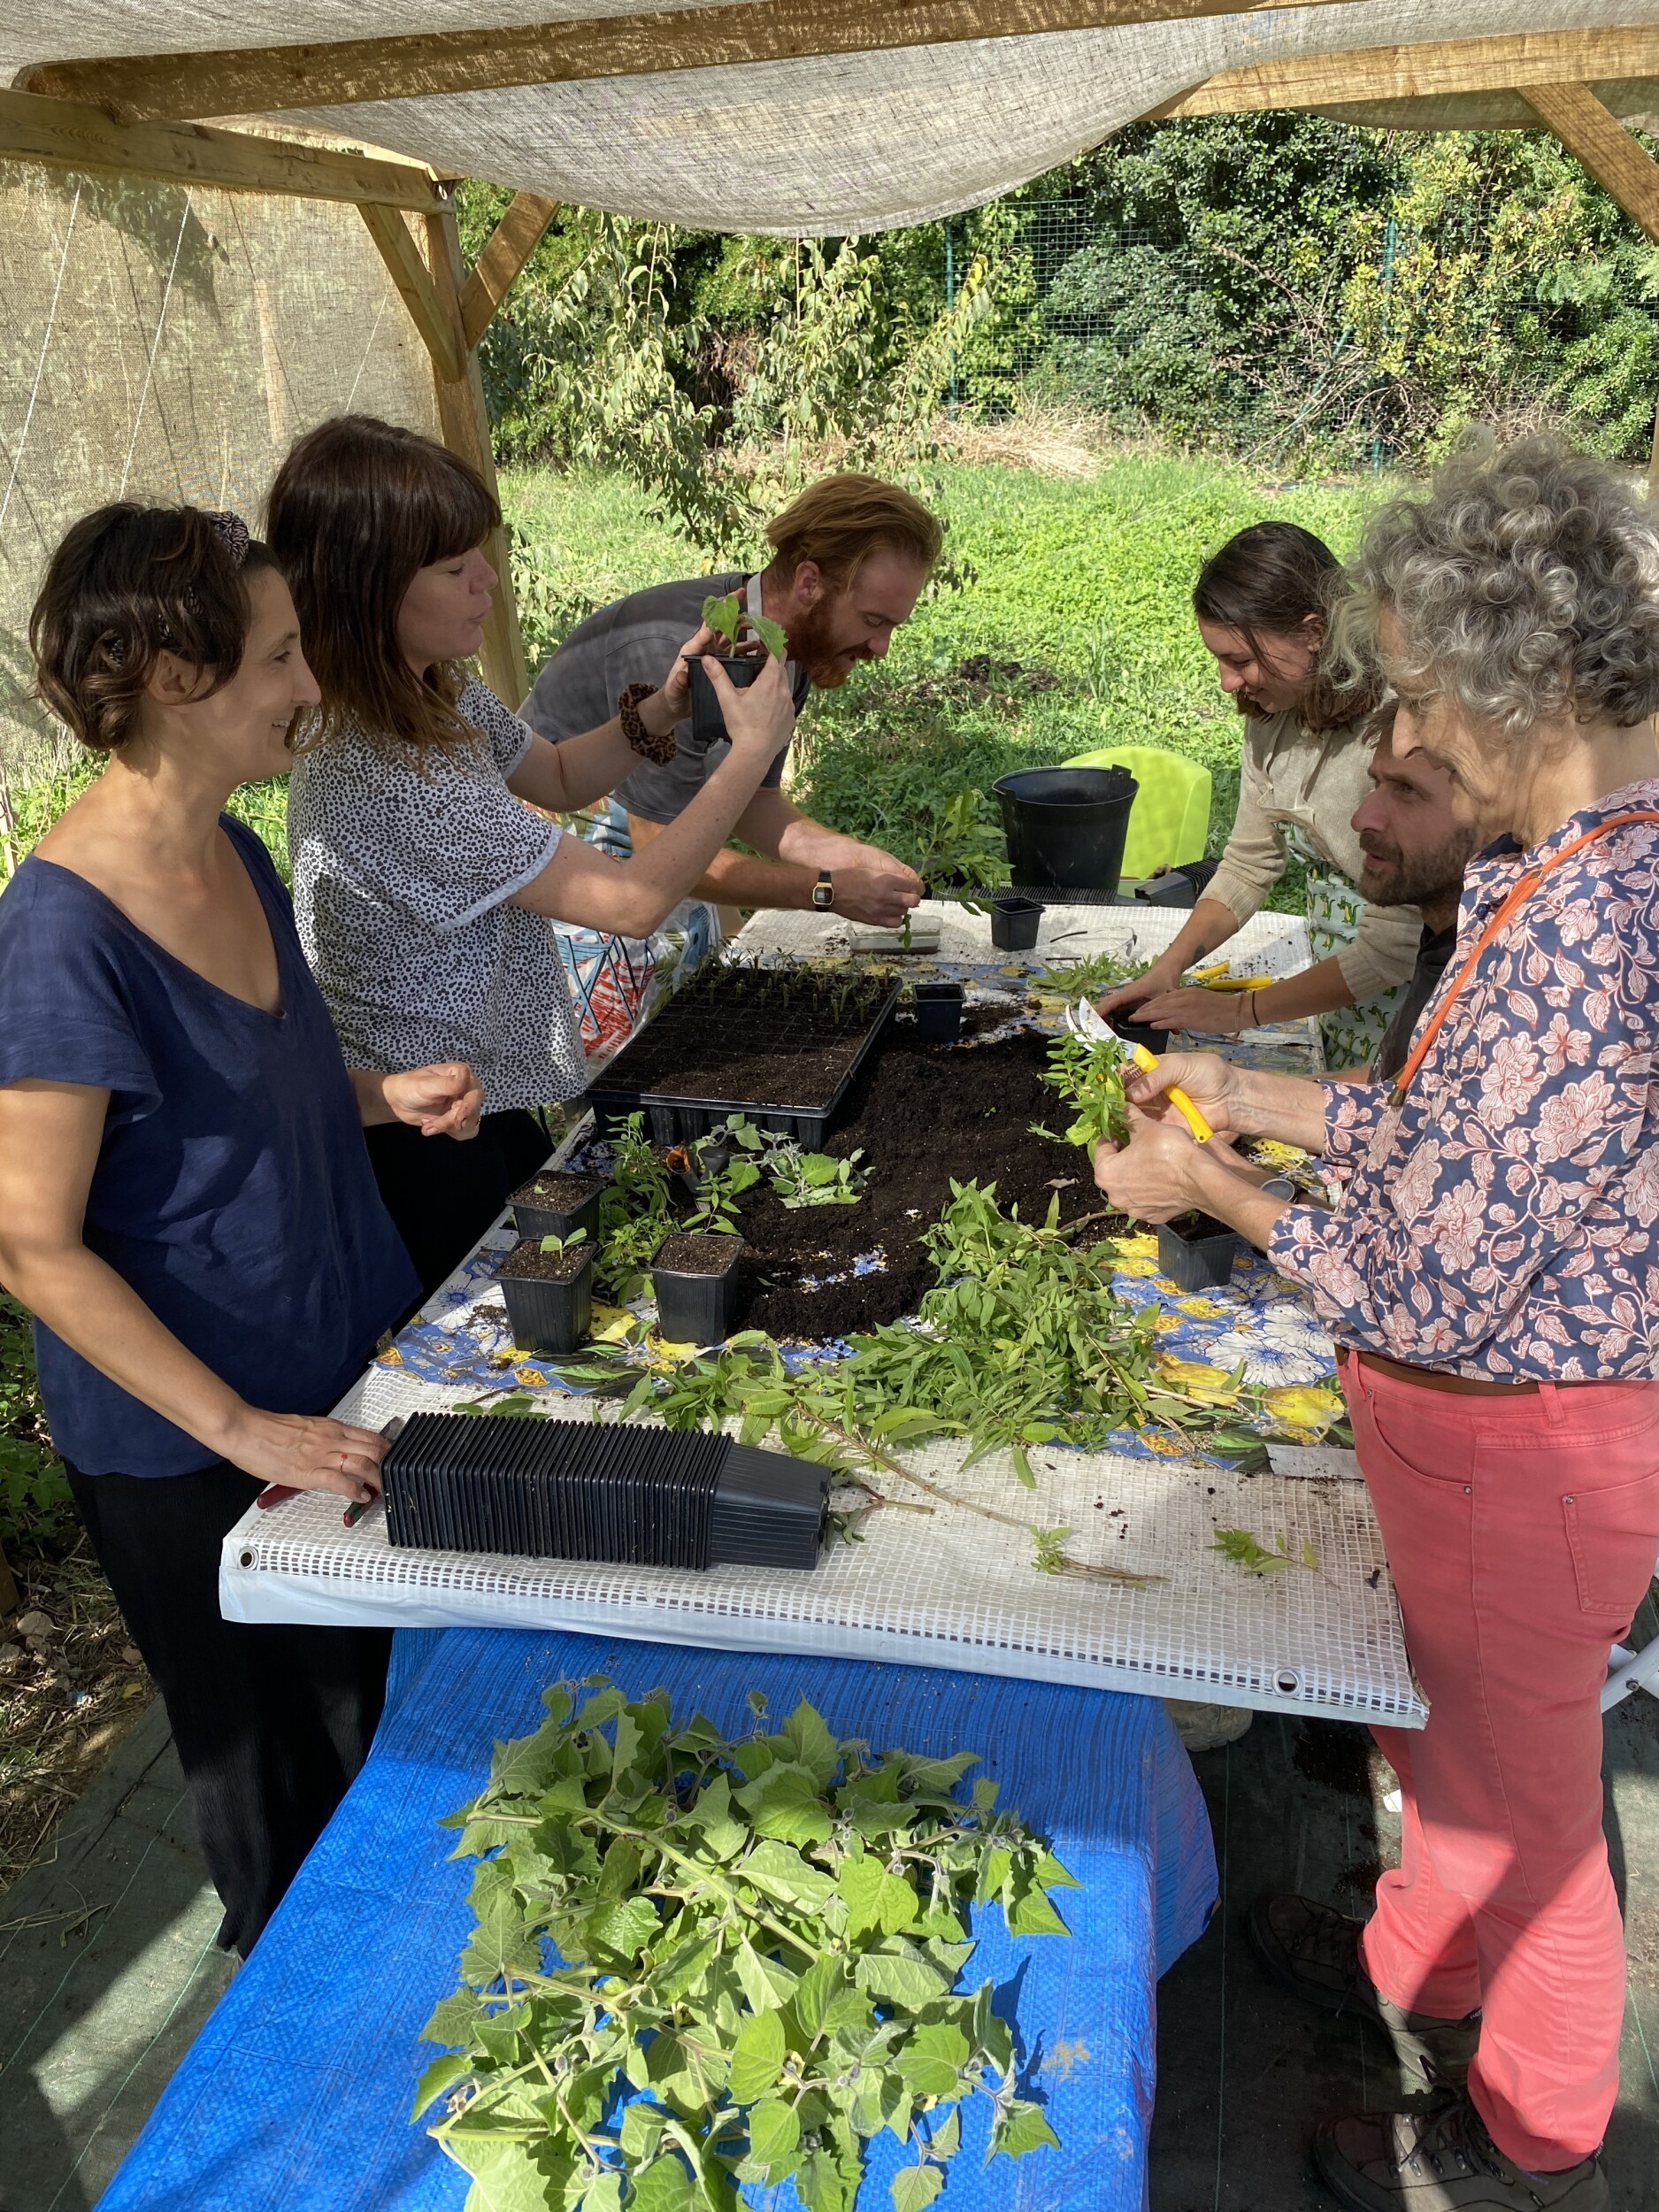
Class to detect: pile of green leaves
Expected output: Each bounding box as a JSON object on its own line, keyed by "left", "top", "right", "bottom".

{"left": 1042, "top": 1031, "right": 1132, "bottom": 1151}
{"left": 418, "top": 1679, "right": 1073, "bottom": 2212}
{"left": 720, "top": 1118, "right": 867, "bottom": 1211}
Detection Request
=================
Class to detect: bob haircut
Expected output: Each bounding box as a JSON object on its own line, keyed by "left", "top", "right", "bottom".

{"left": 763, "top": 473, "right": 942, "bottom": 591}
{"left": 267, "top": 414, "right": 499, "bottom": 750}
{"left": 1194, "top": 519, "right": 1383, "bottom": 734}
{"left": 1332, "top": 433, "right": 1659, "bottom": 741}
{"left": 30, "top": 503, "right": 275, "bottom": 754}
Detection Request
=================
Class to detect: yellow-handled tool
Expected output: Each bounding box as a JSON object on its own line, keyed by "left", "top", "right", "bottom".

{"left": 1064, "top": 998, "right": 1214, "bottom": 1144}
{"left": 1128, "top": 1042, "right": 1214, "bottom": 1144}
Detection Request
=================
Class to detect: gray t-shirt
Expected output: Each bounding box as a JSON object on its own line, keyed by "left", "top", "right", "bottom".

{"left": 288, "top": 678, "right": 588, "bottom": 1114}
{"left": 519, "top": 572, "right": 808, "bottom": 826}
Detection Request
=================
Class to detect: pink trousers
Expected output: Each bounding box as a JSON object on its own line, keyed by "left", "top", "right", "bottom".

{"left": 1340, "top": 1355, "right": 1659, "bottom": 2170}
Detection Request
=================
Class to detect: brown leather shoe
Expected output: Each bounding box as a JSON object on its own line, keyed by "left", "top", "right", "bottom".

{"left": 1247, "top": 1892, "right": 1480, "bottom": 2086}
{"left": 1315, "top": 2093, "right": 1609, "bottom": 2211}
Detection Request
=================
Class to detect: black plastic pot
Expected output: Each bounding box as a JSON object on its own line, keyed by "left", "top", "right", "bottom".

{"left": 911, "top": 981, "right": 964, "bottom": 1044}
{"left": 1156, "top": 1212, "right": 1239, "bottom": 1293}
{"left": 1110, "top": 1017, "right": 1170, "bottom": 1056}
{"left": 510, "top": 1174, "right": 606, "bottom": 1243}
{"left": 496, "top": 1244, "right": 595, "bottom": 1355}
{"left": 989, "top": 894, "right": 1041, "bottom": 952}
{"left": 652, "top": 1233, "right": 743, "bottom": 1343}
{"left": 686, "top": 651, "right": 765, "bottom": 746}
{"left": 993, "top": 765, "right": 1139, "bottom": 896}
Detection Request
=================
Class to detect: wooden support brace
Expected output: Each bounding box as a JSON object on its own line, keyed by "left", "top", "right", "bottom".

{"left": 460, "top": 193, "right": 559, "bottom": 350}
{"left": 1521, "top": 81, "right": 1659, "bottom": 244}
{"left": 359, "top": 200, "right": 467, "bottom": 383}
{"left": 424, "top": 207, "right": 531, "bottom": 706}
{"left": 0, "top": 84, "right": 441, "bottom": 209}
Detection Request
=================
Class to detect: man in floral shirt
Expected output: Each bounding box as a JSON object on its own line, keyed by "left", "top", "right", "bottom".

{"left": 1098, "top": 438, "right": 1659, "bottom": 2212}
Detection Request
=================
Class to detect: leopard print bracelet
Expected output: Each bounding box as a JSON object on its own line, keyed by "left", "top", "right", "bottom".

{"left": 618, "top": 682, "right": 678, "bottom": 765}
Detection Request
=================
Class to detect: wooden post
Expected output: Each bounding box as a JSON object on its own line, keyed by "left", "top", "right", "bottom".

{"left": 358, "top": 197, "right": 532, "bottom": 706}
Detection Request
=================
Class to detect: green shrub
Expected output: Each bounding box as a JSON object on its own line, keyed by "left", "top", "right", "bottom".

{"left": 0, "top": 1294, "right": 73, "bottom": 1555}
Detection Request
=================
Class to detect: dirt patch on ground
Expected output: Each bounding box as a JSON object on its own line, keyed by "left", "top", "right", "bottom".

{"left": 1, "top": 1540, "right": 150, "bottom": 1900}
{"left": 731, "top": 1025, "right": 1118, "bottom": 1341}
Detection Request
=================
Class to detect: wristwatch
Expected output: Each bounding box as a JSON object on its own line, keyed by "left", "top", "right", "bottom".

{"left": 811, "top": 871, "right": 835, "bottom": 910}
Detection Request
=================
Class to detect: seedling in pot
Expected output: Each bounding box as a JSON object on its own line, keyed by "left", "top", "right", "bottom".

{"left": 701, "top": 588, "right": 787, "bottom": 663}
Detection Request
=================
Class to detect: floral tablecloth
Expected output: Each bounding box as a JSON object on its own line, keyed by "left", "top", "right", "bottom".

{"left": 372, "top": 961, "right": 1342, "bottom": 1462}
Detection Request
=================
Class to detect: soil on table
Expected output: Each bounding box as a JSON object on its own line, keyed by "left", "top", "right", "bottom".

{"left": 499, "top": 1237, "right": 593, "bottom": 1283}
{"left": 730, "top": 1025, "right": 1125, "bottom": 1341}
{"left": 593, "top": 975, "right": 893, "bottom": 1110}
{"left": 656, "top": 1232, "right": 742, "bottom": 1277}
{"left": 510, "top": 1171, "right": 605, "bottom": 1210}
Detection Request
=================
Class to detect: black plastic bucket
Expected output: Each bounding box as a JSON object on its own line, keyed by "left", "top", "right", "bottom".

{"left": 993, "top": 766, "right": 1138, "bottom": 895}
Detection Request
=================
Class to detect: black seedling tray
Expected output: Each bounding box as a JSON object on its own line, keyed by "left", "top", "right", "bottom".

{"left": 586, "top": 979, "right": 900, "bottom": 1147}
{"left": 381, "top": 1410, "right": 827, "bottom": 1571}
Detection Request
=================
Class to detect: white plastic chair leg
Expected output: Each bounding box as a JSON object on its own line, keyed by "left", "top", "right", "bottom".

{"left": 1602, "top": 1635, "right": 1659, "bottom": 1712}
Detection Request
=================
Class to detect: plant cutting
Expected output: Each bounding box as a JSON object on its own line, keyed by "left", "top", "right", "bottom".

{"left": 687, "top": 593, "right": 788, "bottom": 749}
{"left": 416, "top": 1679, "right": 1073, "bottom": 2212}
{"left": 496, "top": 1233, "right": 595, "bottom": 1356}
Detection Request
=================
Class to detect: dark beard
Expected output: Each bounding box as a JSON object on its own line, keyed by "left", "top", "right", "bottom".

{"left": 1359, "top": 829, "right": 1477, "bottom": 909}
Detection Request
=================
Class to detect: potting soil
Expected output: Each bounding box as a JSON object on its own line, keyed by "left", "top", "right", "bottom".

{"left": 734, "top": 1029, "right": 1125, "bottom": 1340}
{"left": 498, "top": 1238, "right": 592, "bottom": 1283}
{"left": 653, "top": 1232, "right": 741, "bottom": 1276}
{"left": 510, "top": 1171, "right": 604, "bottom": 1209}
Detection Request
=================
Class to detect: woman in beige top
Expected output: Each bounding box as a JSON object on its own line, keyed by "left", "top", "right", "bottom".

{"left": 1102, "top": 522, "right": 1421, "bottom": 1066}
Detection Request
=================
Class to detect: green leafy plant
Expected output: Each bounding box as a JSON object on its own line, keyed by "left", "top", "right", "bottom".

{"left": 541, "top": 1230, "right": 594, "bottom": 1257}
{"left": 686, "top": 1154, "right": 763, "bottom": 1236}
{"left": 418, "top": 1679, "right": 1074, "bottom": 2210}
{"left": 703, "top": 589, "right": 787, "bottom": 665}
{"left": 1043, "top": 1031, "right": 1132, "bottom": 1151}
{"left": 1211, "top": 1527, "right": 1319, "bottom": 1575}
{"left": 1033, "top": 952, "right": 1141, "bottom": 1001}
{"left": 0, "top": 1293, "right": 73, "bottom": 1552}
{"left": 596, "top": 1116, "right": 680, "bottom": 1302}
{"left": 769, "top": 1147, "right": 867, "bottom": 1211}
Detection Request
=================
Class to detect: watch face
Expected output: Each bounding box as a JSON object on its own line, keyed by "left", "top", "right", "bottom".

{"left": 812, "top": 882, "right": 833, "bottom": 909}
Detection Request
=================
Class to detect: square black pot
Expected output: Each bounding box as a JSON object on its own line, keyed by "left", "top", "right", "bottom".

{"left": 496, "top": 1246, "right": 594, "bottom": 1355}
{"left": 686, "top": 651, "right": 765, "bottom": 746}
{"left": 1156, "top": 1213, "right": 1239, "bottom": 1292}
{"left": 510, "top": 1175, "right": 607, "bottom": 1243}
{"left": 989, "top": 895, "right": 1041, "bottom": 952}
{"left": 1109, "top": 1017, "right": 1170, "bottom": 1056}
{"left": 652, "top": 1234, "right": 743, "bottom": 1343}
{"left": 911, "top": 981, "right": 964, "bottom": 1044}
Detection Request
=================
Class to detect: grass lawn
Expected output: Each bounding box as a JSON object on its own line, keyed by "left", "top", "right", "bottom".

{"left": 501, "top": 449, "right": 1381, "bottom": 878}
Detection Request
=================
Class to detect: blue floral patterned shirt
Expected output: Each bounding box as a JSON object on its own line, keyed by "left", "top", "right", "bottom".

{"left": 1268, "top": 778, "right": 1659, "bottom": 1380}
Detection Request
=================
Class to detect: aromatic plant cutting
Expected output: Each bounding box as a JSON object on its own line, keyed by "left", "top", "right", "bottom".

{"left": 1042, "top": 1028, "right": 1132, "bottom": 1150}
{"left": 417, "top": 1679, "right": 1073, "bottom": 2212}
{"left": 703, "top": 589, "right": 787, "bottom": 664}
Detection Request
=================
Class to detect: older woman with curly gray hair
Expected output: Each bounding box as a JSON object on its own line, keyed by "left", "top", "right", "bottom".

{"left": 1097, "top": 436, "right": 1659, "bottom": 2212}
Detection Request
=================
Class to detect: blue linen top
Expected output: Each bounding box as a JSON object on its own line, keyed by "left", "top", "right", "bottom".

{"left": 0, "top": 817, "right": 419, "bottom": 1477}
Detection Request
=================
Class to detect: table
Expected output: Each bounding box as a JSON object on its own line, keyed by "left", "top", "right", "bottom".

{"left": 96, "top": 1625, "right": 1219, "bottom": 2212}
{"left": 218, "top": 904, "right": 1425, "bottom": 1728}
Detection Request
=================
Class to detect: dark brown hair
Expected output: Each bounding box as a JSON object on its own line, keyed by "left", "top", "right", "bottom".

{"left": 1194, "top": 520, "right": 1381, "bottom": 733}
{"left": 764, "top": 472, "right": 942, "bottom": 591}
{"left": 30, "top": 504, "right": 274, "bottom": 753}
{"left": 266, "top": 415, "right": 498, "bottom": 749}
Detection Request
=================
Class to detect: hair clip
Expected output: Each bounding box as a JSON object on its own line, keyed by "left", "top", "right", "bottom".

{"left": 201, "top": 511, "right": 250, "bottom": 568}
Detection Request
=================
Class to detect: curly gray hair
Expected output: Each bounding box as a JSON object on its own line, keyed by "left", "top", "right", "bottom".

{"left": 1332, "top": 434, "right": 1659, "bottom": 737}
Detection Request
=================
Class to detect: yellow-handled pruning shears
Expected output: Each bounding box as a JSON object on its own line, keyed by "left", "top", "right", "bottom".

{"left": 1185, "top": 962, "right": 1274, "bottom": 992}
{"left": 1064, "top": 1001, "right": 1215, "bottom": 1144}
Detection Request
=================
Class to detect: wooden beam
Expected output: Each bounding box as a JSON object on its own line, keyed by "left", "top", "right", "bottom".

{"left": 359, "top": 200, "right": 466, "bottom": 382}
{"left": 1522, "top": 81, "right": 1659, "bottom": 243}
{"left": 1164, "top": 27, "right": 1659, "bottom": 118}
{"left": 0, "top": 84, "right": 441, "bottom": 206}
{"left": 16, "top": 0, "right": 1371, "bottom": 125}
{"left": 424, "top": 206, "right": 531, "bottom": 705}
{"left": 460, "top": 192, "right": 559, "bottom": 350}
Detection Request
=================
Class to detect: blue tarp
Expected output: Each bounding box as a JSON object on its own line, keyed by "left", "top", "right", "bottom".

{"left": 97, "top": 1628, "right": 1217, "bottom": 2212}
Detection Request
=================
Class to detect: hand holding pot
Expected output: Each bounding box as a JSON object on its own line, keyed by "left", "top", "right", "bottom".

{"left": 657, "top": 622, "right": 720, "bottom": 727}
{"left": 1125, "top": 982, "right": 1253, "bottom": 1035}
{"left": 216, "top": 1406, "right": 388, "bottom": 1502}
{"left": 704, "top": 649, "right": 795, "bottom": 767}
{"left": 383, "top": 1060, "right": 484, "bottom": 1139}
{"left": 1097, "top": 955, "right": 1180, "bottom": 1019}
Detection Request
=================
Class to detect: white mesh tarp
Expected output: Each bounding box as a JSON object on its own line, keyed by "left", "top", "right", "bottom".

{"left": 0, "top": 161, "right": 442, "bottom": 779}
{"left": 7, "top": 0, "right": 1659, "bottom": 234}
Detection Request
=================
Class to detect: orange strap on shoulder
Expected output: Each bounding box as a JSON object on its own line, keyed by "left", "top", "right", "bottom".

{"left": 1388, "top": 810, "right": 1659, "bottom": 1107}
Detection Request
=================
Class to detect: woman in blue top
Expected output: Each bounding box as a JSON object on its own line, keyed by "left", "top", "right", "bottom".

{"left": 0, "top": 503, "right": 482, "bottom": 1955}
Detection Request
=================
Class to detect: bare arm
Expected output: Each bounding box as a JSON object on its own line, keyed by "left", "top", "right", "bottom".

{"left": 1098, "top": 895, "right": 1243, "bottom": 1016}
{"left": 503, "top": 625, "right": 710, "bottom": 816}
{"left": 349, "top": 1062, "right": 484, "bottom": 1135}
{"left": 626, "top": 791, "right": 923, "bottom": 926}
{"left": 511, "top": 655, "right": 795, "bottom": 937}
{"left": 1121, "top": 1050, "right": 1334, "bottom": 1156}
{"left": 0, "top": 1080, "right": 388, "bottom": 1498}
{"left": 1129, "top": 950, "right": 1356, "bottom": 1038}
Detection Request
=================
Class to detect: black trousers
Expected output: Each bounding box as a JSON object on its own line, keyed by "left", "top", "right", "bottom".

{"left": 365, "top": 1107, "right": 552, "bottom": 1302}
{"left": 66, "top": 1459, "right": 392, "bottom": 1958}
